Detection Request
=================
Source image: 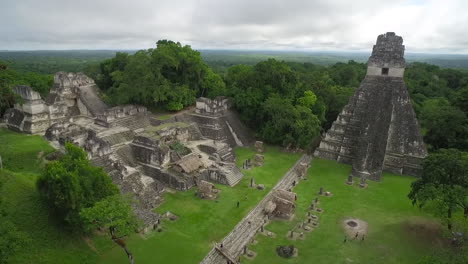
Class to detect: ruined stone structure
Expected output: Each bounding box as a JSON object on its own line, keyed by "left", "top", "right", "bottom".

{"left": 314, "top": 32, "right": 427, "bottom": 180}
{"left": 189, "top": 97, "right": 254, "bottom": 147}
{"left": 266, "top": 189, "right": 296, "bottom": 220}
{"left": 4, "top": 72, "right": 106, "bottom": 134}
{"left": 197, "top": 180, "right": 218, "bottom": 200}
{"left": 3, "top": 72, "right": 252, "bottom": 233}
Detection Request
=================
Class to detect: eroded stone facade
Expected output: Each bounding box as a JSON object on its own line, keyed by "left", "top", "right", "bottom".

{"left": 314, "top": 32, "right": 427, "bottom": 180}
{"left": 4, "top": 72, "right": 106, "bottom": 134}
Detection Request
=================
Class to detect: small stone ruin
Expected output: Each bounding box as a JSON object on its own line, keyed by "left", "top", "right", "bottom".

{"left": 197, "top": 180, "right": 218, "bottom": 200}
{"left": 242, "top": 159, "right": 252, "bottom": 170}
{"left": 254, "top": 141, "right": 264, "bottom": 153}
{"left": 342, "top": 218, "right": 368, "bottom": 239}
{"left": 276, "top": 245, "right": 297, "bottom": 258}
{"left": 253, "top": 154, "right": 264, "bottom": 167}
{"left": 295, "top": 162, "right": 308, "bottom": 178}
{"left": 265, "top": 189, "right": 297, "bottom": 220}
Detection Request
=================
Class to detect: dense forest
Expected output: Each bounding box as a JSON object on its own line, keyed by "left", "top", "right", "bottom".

{"left": 1, "top": 42, "right": 467, "bottom": 263}
{"left": 1, "top": 42, "right": 468, "bottom": 151}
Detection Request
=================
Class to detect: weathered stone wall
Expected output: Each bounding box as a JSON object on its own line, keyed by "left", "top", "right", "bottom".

{"left": 4, "top": 72, "right": 108, "bottom": 134}
{"left": 141, "top": 163, "right": 194, "bottom": 191}
{"left": 195, "top": 96, "right": 230, "bottom": 116}
{"left": 314, "top": 32, "right": 427, "bottom": 179}
{"left": 45, "top": 122, "right": 112, "bottom": 157}
{"left": 189, "top": 99, "right": 254, "bottom": 147}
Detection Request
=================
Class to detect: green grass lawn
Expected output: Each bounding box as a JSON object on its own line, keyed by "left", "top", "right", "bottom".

{"left": 97, "top": 147, "right": 302, "bottom": 264}
{"left": 242, "top": 159, "right": 452, "bottom": 264}
{"left": 0, "top": 128, "right": 55, "bottom": 174}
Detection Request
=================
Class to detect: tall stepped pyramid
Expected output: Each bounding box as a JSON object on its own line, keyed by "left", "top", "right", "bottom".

{"left": 314, "top": 32, "right": 427, "bottom": 180}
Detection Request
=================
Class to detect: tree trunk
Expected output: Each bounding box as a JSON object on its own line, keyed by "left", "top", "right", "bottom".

{"left": 464, "top": 207, "right": 467, "bottom": 218}
{"left": 110, "top": 227, "right": 134, "bottom": 264}
{"left": 447, "top": 208, "right": 452, "bottom": 230}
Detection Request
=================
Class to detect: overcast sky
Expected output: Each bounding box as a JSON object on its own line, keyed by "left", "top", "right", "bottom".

{"left": 1, "top": 0, "right": 467, "bottom": 53}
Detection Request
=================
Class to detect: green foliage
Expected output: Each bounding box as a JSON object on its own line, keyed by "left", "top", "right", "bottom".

{"left": 226, "top": 60, "right": 363, "bottom": 148}
{"left": 258, "top": 95, "right": 320, "bottom": 148}
{"left": 419, "top": 99, "right": 468, "bottom": 150}
{"left": 36, "top": 143, "right": 119, "bottom": 229}
{"left": 80, "top": 194, "right": 139, "bottom": 238}
{"left": 169, "top": 141, "right": 192, "bottom": 156}
{"left": 0, "top": 61, "right": 53, "bottom": 116}
{"left": 0, "top": 215, "right": 30, "bottom": 264}
{"left": 409, "top": 149, "right": 468, "bottom": 230}
{"left": 0, "top": 50, "right": 118, "bottom": 74}
{"left": 96, "top": 40, "right": 224, "bottom": 111}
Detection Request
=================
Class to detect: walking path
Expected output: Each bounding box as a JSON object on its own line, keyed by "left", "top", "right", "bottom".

{"left": 200, "top": 154, "right": 312, "bottom": 264}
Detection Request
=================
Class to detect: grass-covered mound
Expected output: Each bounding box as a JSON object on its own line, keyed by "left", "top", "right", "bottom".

{"left": 243, "top": 159, "right": 462, "bottom": 264}
{"left": 0, "top": 128, "right": 104, "bottom": 264}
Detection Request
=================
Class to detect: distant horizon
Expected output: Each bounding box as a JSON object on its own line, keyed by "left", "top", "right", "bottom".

{"left": 1, "top": 49, "right": 468, "bottom": 57}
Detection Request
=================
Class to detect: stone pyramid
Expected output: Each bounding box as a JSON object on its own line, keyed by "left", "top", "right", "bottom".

{"left": 314, "top": 32, "right": 427, "bottom": 180}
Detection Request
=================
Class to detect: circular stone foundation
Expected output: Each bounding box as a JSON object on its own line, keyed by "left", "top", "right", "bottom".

{"left": 346, "top": 220, "right": 358, "bottom": 228}
{"left": 342, "top": 218, "right": 368, "bottom": 238}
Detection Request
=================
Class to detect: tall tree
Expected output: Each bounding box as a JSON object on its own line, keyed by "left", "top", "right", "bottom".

{"left": 98, "top": 40, "right": 224, "bottom": 111}
{"left": 419, "top": 98, "right": 468, "bottom": 150}
{"left": 37, "top": 143, "right": 119, "bottom": 228}
{"left": 80, "top": 195, "right": 139, "bottom": 264}
{"left": 408, "top": 149, "right": 468, "bottom": 231}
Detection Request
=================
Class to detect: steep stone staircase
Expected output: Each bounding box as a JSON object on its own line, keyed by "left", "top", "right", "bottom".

{"left": 218, "top": 163, "right": 243, "bottom": 186}
{"left": 99, "top": 130, "right": 135, "bottom": 147}
{"left": 78, "top": 85, "right": 108, "bottom": 116}
{"left": 112, "top": 115, "right": 150, "bottom": 131}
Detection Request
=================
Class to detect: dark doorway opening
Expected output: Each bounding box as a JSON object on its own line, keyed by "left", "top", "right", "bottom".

{"left": 382, "top": 68, "right": 389, "bottom": 75}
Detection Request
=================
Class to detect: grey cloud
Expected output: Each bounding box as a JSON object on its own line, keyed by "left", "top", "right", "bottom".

{"left": 0, "top": 0, "right": 467, "bottom": 53}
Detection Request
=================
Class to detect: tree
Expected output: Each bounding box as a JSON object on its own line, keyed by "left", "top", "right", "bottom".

{"left": 419, "top": 98, "right": 468, "bottom": 150}
{"left": 80, "top": 195, "right": 139, "bottom": 264}
{"left": 0, "top": 61, "right": 53, "bottom": 116}
{"left": 99, "top": 40, "right": 224, "bottom": 111}
{"left": 408, "top": 149, "right": 468, "bottom": 231}
{"left": 454, "top": 86, "right": 468, "bottom": 115}
{"left": 37, "top": 143, "right": 119, "bottom": 229}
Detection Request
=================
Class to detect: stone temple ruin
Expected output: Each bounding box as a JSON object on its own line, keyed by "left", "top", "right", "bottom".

{"left": 314, "top": 32, "right": 427, "bottom": 180}
{"left": 3, "top": 72, "right": 254, "bottom": 232}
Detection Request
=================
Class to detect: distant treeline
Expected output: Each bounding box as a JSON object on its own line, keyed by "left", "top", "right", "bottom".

{"left": 2, "top": 49, "right": 468, "bottom": 75}
{"left": 1, "top": 44, "right": 468, "bottom": 151}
